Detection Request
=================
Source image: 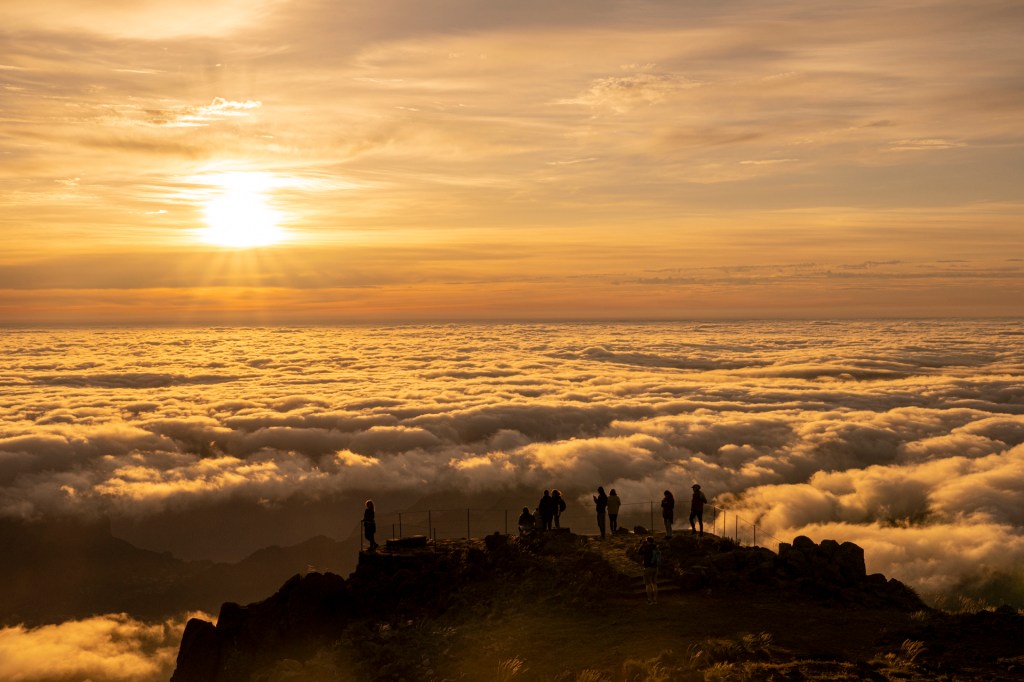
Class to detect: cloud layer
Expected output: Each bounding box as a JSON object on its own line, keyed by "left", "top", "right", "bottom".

{"left": 0, "top": 612, "right": 199, "bottom": 682}
{"left": 1, "top": 320, "right": 1022, "bottom": 607}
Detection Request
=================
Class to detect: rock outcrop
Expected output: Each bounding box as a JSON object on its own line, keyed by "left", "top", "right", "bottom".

{"left": 171, "top": 572, "right": 351, "bottom": 682}
{"left": 659, "top": 534, "right": 923, "bottom": 609}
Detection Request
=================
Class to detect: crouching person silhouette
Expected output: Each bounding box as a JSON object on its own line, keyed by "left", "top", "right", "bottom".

{"left": 518, "top": 506, "right": 536, "bottom": 536}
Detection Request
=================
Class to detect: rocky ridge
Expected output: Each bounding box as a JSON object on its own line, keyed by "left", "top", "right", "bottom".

{"left": 172, "top": 530, "right": 1024, "bottom": 680}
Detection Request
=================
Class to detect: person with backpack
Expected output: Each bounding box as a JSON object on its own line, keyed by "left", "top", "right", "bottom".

{"left": 638, "top": 536, "right": 660, "bottom": 604}
{"left": 690, "top": 483, "right": 708, "bottom": 536}
{"left": 552, "top": 489, "right": 567, "bottom": 528}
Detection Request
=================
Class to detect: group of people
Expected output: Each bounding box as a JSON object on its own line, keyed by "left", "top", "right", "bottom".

{"left": 364, "top": 482, "right": 710, "bottom": 556}
{"left": 518, "top": 483, "right": 709, "bottom": 541}
{"left": 591, "top": 486, "right": 623, "bottom": 538}
{"left": 363, "top": 485, "right": 709, "bottom": 608}
{"left": 658, "top": 484, "right": 708, "bottom": 539}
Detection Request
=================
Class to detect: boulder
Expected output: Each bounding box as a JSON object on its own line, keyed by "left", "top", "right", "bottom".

{"left": 818, "top": 539, "right": 840, "bottom": 558}
{"left": 793, "top": 535, "right": 816, "bottom": 551}
{"left": 836, "top": 542, "right": 866, "bottom": 580}
{"left": 484, "top": 531, "right": 508, "bottom": 553}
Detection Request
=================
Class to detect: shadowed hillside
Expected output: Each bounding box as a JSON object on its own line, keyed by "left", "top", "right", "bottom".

{"left": 0, "top": 518, "right": 360, "bottom": 626}
{"left": 171, "top": 530, "right": 1024, "bottom": 681}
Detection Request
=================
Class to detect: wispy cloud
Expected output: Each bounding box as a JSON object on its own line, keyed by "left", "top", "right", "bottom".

{"left": 886, "top": 138, "right": 966, "bottom": 152}
{"left": 168, "top": 98, "right": 263, "bottom": 127}
{"left": 562, "top": 69, "right": 702, "bottom": 113}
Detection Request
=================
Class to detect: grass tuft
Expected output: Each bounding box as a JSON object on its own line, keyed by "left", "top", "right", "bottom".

{"left": 496, "top": 656, "right": 527, "bottom": 681}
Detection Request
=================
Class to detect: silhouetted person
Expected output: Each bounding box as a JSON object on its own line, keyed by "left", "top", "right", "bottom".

{"left": 638, "top": 536, "right": 660, "bottom": 604}
{"left": 661, "top": 490, "right": 675, "bottom": 539}
{"left": 538, "top": 489, "right": 556, "bottom": 530}
{"left": 607, "top": 488, "right": 621, "bottom": 533}
{"left": 552, "top": 489, "right": 567, "bottom": 528}
{"left": 593, "top": 486, "right": 608, "bottom": 539}
{"left": 363, "top": 500, "right": 378, "bottom": 551}
{"left": 520, "top": 501, "right": 536, "bottom": 532}
{"left": 690, "top": 483, "right": 708, "bottom": 535}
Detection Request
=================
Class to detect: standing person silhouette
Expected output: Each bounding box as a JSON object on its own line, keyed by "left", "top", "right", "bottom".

{"left": 538, "top": 489, "right": 556, "bottom": 530}
{"left": 607, "top": 488, "right": 622, "bottom": 533}
{"left": 661, "top": 490, "right": 675, "bottom": 539}
{"left": 593, "top": 486, "right": 608, "bottom": 539}
{"left": 690, "top": 484, "right": 708, "bottom": 536}
{"left": 363, "top": 500, "right": 378, "bottom": 551}
{"left": 638, "top": 536, "right": 660, "bottom": 604}
{"left": 552, "top": 489, "right": 566, "bottom": 528}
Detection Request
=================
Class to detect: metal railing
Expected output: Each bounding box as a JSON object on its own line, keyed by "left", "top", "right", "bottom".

{"left": 362, "top": 500, "right": 782, "bottom": 553}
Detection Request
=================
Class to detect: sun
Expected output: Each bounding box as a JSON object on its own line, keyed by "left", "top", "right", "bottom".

{"left": 199, "top": 173, "right": 288, "bottom": 248}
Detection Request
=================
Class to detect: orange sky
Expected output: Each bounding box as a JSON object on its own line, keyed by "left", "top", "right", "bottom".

{"left": 1, "top": 0, "right": 1022, "bottom": 323}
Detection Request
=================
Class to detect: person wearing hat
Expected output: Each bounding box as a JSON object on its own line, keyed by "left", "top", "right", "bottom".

{"left": 689, "top": 484, "right": 708, "bottom": 536}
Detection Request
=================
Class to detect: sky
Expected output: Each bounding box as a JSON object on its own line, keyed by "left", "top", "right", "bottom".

{"left": 2, "top": 0, "right": 1022, "bottom": 323}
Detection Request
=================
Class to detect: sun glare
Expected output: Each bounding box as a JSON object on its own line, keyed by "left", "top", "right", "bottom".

{"left": 199, "top": 172, "right": 287, "bottom": 248}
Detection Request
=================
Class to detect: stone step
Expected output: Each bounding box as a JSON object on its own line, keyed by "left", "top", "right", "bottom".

{"left": 385, "top": 535, "right": 430, "bottom": 551}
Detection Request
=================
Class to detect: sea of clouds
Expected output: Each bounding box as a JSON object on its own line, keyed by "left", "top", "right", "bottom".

{"left": 2, "top": 321, "right": 1022, "bottom": 672}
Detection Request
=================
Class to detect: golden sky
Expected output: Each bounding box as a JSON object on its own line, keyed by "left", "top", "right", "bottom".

{"left": 2, "top": 0, "right": 1022, "bottom": 323}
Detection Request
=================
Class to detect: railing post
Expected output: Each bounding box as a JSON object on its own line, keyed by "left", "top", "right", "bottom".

{"left": 398, "top": 512, "right": 403, "bottom": 538}
{"left": 735, "top": 516, "right": 738, "bottom": 543}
